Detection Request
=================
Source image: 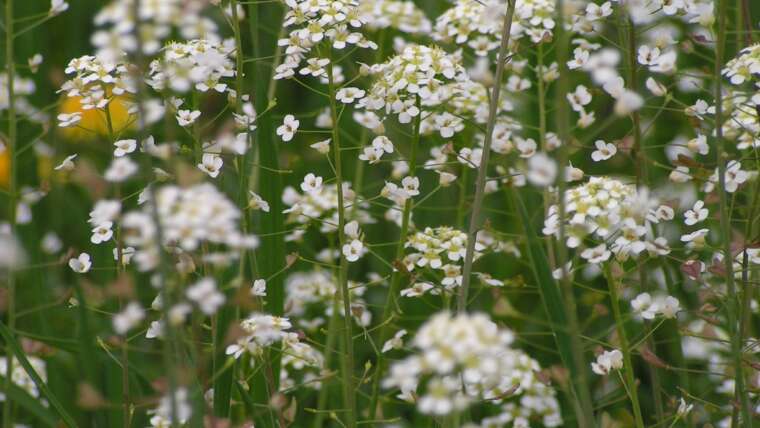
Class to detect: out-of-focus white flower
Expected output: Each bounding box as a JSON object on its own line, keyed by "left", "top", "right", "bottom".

{"left": 591, "top": 349, "right": 623, "bottom": 375}
{"left": 104, "top": 157, "right": 138, "bottom": 182}
{"left": 69, "top": 253, "right": 92, "bottom": 273}
{"left": 54, "top": 154, "right": 77, "bottom": 171}
{"left": 527, "top": 153, "right": 557, "bottom": 187}
{"left": 113, "top": 139, "right": 137, "bottom": 157}
{"left": 277, "top": 114, "right": 299, "bottom": 142}
{"left": 382, "top": 329, "right": 407, "bottom": 353}
{"left": 186, "top": 278, "right": 225, "bottom": 315}
{"left": 113, "top": 302, "right": 145, "bottom": 334}
{"left": 50, "top": 0, "right": 69, "bottom": 16}
{"left": 252, "top": 279, "right": 267, "bottom": 297}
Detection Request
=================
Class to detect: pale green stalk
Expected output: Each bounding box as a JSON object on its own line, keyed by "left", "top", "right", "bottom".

{"left": 714, "top": 0, "right": 753, "bottom": 424}
{"left": 457, "top": 0, "right": 516, "bottom": 312}
{"left": 553, "top": 0, "right": 596, "bottom": 424}
{"left": 367, "top": 96, "right": 422, "bottom": 421}
{"left": 327, "top": 54, "right": 356, "bottom": 428}
{"left": 603, "top": 265, "right": 644, "bottom": 428}
{"left": 3, "top": 1, "right": 18, "bottom": 426}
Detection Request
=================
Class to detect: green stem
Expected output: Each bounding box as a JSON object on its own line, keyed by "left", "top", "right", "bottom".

{"left": 457, "top": 0, "right": 516, "bottom": 312}
{"left": 367, "top": 96, "right": 422, "bottom": 422}
{"left": 327, "top": 53, "right": 356, "bottom": 428}
{"left": 603, "top": 265, "right": 645, "bottom": 428}
{"left": 553, "top": 0, "right": 596, "bottom": 424}
{"left": 4, "top": 1, "right": 17, "bottom": 426}
{"left": 714, "top": 0, "right": 753, "bottom": 424}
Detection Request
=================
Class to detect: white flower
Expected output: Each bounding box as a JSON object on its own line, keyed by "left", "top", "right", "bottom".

{"left": 637, "top": 45, "right": 661, "bottom": 66}
{"left": 687, "top": 134, "right": 709, "bottom": 155}
{"left": 614, "top": 90, "right": 644, "bottom": 116}
{"left": 724, "top": 160, "right": 749, "bottom": 192}
{"left": 186, "top": 278, "right": 226, "bottom": 315}
{"left": 50, "top": 0, "right": 69, "bottom": 16}
{"left": 677, "top": 398, "right": 693, "bottom": 418}
{"left": 567, "top": 85, "right": 591, "bottom": 112}
{"left": 344, "top": 220, "right": 361, "bottom": 240}
{"left": 336, "top": 87, "right": 365, "bottom": 103}
{"left": 300, "top": 173, "right": 323, "bottom": 194}
{"left": 646, "top": 77, "right": 667, "bottom": 96}
{"left": 54, "top": 154, "right": 77, "bottom": 171}
{"left": 342, "top": 239, "right": 364, "bottom": 262}
{"left": 91, "top": 222, "right": 114, "bottom": 244}
{"left": 659, "top": 296, "right": 680, "bottom": 319}
{"left": 684, "top": 200, "right": 708, "bottom": 225}
{"left": 591, "top": 140, "right": 617, "bottom": 162}
{"left": 57, "top": 112, "right": 81, "bottom": 128}
{"left": 68, "top": 253, "right": 92, "bottom": 273}
{"left": 277, "top": 114, "right": 299, "bottom": 142}
{"left": 104, "top": 157, "right": 137, "bottom": 182}
{"left": 28, "top": 54, "right": 43, "bottom": 73}
{"left": 310, "top": 138, "right": 331, "bottom": 154}
{"left": 527, "top": 153, "right": 557, "bottom": 187}
{"left": 113, "top": 139, "right": 137, "bottom": 157}
{"left": 401, "top": 176, "right": 420, "bottom": 197}
{"left": 580, "top": 244, "right": 611, "bottom": 264}
{"left": 248, "top": 191, "right": 270, "bottom": 212}
{"left": 685, "top": 99, "right": 714, "bottom": 120}
{"left": 198, "top": 153, "right": 223, "bottom": 178}
{"left": 631, "top": 293, "right": 657, "bottom": 320}
{"left": 113, "top": 302, "right": 145, "bottom": 334}
{"left": 591, "top": 349, "right": 623, "bottom": 375}
{"left": 438, "top": 172, "right": 457, "bottom": 187}
{"left": 176, "top": 110, "right": 201, "bottom": 127}
{"left": 251, "top": 279, "right": 267, "bottom": 297}
{"left": 382, "top": 329, "right": 407, "bottom": 353}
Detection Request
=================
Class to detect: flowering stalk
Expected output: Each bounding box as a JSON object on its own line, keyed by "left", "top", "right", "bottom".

{"left": 553, "top": 0, "right": 596, "bottom": 424}
{"left": 368, "top": 95, "right": 422, "bottom": 420}
{"left": 714, "top": 0, "right": 753, "bottom": 424}
{"left": 603, "top": 264, "right": 644, "bottom": 428}
{"left": 3, "top": 1, "right": 18, "bottom": 426}
{"left": 457, "top": 0, "right": 516, "bottom": 313}
{"left": 617, "top": 5, "right": 664, "bottom": 419}
{"left": 327, "top": 54, "right": 356, "bottom": 428}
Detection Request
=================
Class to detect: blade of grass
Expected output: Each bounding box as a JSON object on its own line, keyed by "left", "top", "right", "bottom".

{"left": 511, "top": 188, "right": 595, "bottom": 427}
{"left": 0, "top": 320, "right": 78, "bottom": 427}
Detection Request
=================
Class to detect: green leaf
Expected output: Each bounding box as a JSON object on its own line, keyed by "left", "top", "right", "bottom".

{"left": 0, "top": 321, "right": 78, "bottom": 427}
{"left": 0, "top": 375, "right": 58, "bottom": 427}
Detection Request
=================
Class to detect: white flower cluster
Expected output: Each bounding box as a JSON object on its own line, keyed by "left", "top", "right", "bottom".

{"left": 543, "top": 177, "right": 672, "bottom": 261}
{"left": 121, "top": 183, "right": 257, "bottom": 271}
{"left": 282, "top": 183, "right": 372, "bottom": 239}
{"left": 383, "top": 312, "right": 562, "bottom": 426}
{"left": 358, "top": 0, "right": 431, "bottom": 34}
{"left": 285, "top": 270, "right": 373, "bottom": 327}
{"left": 275, "top": 0, "right": 377, "bottom": 79}
{"left": 147, "top": 39, "right": 236, "bottom": 94}
{"left": 434, "top": 0, "right": 555, "bottom": 53}
{"left": 91, "top": 0, "right": 222, "bottom": 63}
{"left": 0, "top": 356, "right": 47, "bottom": 405}
{"left": 355, "top": 44, "right": 469, "bottom": 127}
{"left": 57, "top": 55, "right": 136, "bottom": 128}
{"left": 399, "top": 227, "right": 505, "bottom": 297}
{"left": 721, "top": 44, "right": 760, "bottom": 150}
{"left": 631, "top": 292, "right": 681, "bottom": 320}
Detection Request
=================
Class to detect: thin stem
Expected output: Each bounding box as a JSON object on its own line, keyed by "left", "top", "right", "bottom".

{"left": 3, "top": 1, "right": 17, "bottom": 426}
{"left": 368, "top": 96, "right": 422, "bottom": 422}
{"left": 554, "top": 0, "right": 596, "bottom": 424}
{"left": 327, "top": 53, "right": 356, "bottom": 428}
{"left": 603, "top": 265, "right": 645, "bottom": 428}
{"left": 457, "top": 0, "right": 516, "bottom": 312}
{"left": 714, "top": 0, "right": 753, "bottom": 424}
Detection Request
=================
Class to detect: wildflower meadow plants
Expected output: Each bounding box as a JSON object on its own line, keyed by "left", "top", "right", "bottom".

{"left": 3, "top": 0, "right": 760, "bottom": 427}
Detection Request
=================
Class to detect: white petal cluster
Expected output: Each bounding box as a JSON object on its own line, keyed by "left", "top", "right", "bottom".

{"left": 91, "top": 0, "right": 222, "bottom": 63}
{"left": 543, "top": 177, "right": 671, "bottom": 260}
{"left": 285, "top": 270, "right": 372, "bottom": 327}
{"left": 147, "top": 39, "right": 236, "bottom": 94}
{"left": 383, "top": 312, "right": 561, "bottom": 426}
{"left": 275, "top": 0, "right": 377, "bottom": 79}
{"left": 399, "top": 227, "right": 504, "bottom": 297}
{"left": 358, "top": 0, "right": 431, "bottom": 34}
{"left": 121, "top": 183, "right": 256, "bottom": 271}
{"left": 282, "top": 183, "right": 372, "bottom": 237}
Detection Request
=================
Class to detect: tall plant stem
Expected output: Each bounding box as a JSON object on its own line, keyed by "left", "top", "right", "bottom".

{"left": 553, "top": 0, "right": 596, "bottom": 424}
{"left": 603, "top": 265, "right": 645, "bottom": 428}
{"left": 130, "top": 1, "right": 182, "bottom": 424}
{"left": 327, "top": 55, "right": 356, "bottom": 428}
{"left": 367, "top": 96, "right": 422, "bottom": 422}
{"left": 617, "top": 5, "right": 663, "bottom": 420}
{"left": 457, "top": 0, "right": 516, "bottom": 312}
{"left": 3, "top": 1, "right": 18, "bottom": 427}
{"left": 714, "top": 0, "right": 753, "bottom": 424}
